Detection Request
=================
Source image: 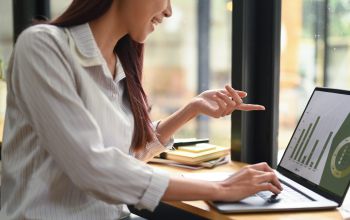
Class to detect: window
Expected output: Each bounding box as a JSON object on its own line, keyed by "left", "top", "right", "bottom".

{"left": 144, "top": 0, "right": 232, "bottom": 147}
{"left": 279, "top": 0, "right": 350, "bottom": 157}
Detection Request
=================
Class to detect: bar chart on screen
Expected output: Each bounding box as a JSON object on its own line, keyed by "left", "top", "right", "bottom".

{"left": 288, "top": 115, "right": 335, "bottom": 170}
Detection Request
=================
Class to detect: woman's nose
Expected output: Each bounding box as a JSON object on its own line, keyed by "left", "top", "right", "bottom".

{"left": 163, "top": 0, "right": 172, "bottom": 17}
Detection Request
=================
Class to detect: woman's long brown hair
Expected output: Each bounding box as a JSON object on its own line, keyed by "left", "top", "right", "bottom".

{"left": 51, "top": 0, "right": 154, "bottom": 152}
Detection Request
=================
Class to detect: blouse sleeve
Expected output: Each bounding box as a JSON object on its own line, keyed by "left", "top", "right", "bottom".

{"left": 10, "top": 26, "right": 169, "bottom": 211}
{"left": 133, "top": 121, "right": 174, "bottom": 162}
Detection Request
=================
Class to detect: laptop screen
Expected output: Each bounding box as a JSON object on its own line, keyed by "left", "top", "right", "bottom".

{"left": 279, "top": 88, "right": 350, "bottom": 200}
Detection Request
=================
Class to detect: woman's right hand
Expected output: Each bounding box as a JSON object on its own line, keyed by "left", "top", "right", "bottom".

{"left": 214, "top": 162, "right": 283, "bottom": 202}
{"left": 162, "top": 162, "right": 282, "bottom": 202}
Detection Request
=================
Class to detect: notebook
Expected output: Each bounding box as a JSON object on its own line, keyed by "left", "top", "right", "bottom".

{"left": 163, "top": 144, "right": 230, "bottom": 165}
{"left": 209, "top": 87, "right": 350, "bottom": 213}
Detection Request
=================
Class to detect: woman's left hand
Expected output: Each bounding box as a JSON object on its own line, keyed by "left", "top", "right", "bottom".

{"left": 190, "top": 85, "right": 265, "bottom": 118}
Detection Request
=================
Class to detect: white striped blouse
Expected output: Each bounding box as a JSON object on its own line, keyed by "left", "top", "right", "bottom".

{"left": 0, "top": 23, "right": 171, "bottom": 220}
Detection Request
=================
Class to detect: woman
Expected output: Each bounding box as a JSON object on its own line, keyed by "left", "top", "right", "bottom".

{"left": 0, "top": 0, "right": 282, "bottom": 219}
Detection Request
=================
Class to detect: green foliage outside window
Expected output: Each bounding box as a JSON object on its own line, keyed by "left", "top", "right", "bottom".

{"left": 329, "top": 0, "right": 350, "bottom": 37}
{"left": 302, "top": 0, "right": 350, "bottom": 38}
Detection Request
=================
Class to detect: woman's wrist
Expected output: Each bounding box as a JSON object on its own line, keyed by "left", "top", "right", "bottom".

{"left": 212, "top": 181, "right": 226, "bottom": 201}
{"left": 187, "top": 98, "right": 201, "bottom": 118}
{"left": 155, "top": 100, "right": 199, "bottom": 145}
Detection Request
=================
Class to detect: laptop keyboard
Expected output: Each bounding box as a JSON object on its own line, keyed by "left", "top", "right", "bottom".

{"left": 256, "top": 182, "right": 313, "bottom": 203}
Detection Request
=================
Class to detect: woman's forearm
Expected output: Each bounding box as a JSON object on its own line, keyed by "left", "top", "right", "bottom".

{"left": 156, "top": 101, "right": 198, "bottom": 145}
{"left": 162, "top": 176, "right": 221, "bottom": 201}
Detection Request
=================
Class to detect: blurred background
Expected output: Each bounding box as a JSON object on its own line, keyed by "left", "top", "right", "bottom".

{"left": 0, "top": 0, "right": 350, "bottom": 159}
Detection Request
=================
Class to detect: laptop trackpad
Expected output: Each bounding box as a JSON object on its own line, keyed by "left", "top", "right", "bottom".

{"left": 212, "top": 194, "right": 270, "bottom": 210}
{"left": 239, "top": 195, "right": 267, "bottom": 205}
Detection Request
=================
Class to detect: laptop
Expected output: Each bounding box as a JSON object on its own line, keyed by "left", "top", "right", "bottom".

{"left": 209, "top": 87, "right": 350, "bottom": 213}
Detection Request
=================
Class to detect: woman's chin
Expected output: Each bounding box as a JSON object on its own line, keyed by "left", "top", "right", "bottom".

{"left": 130, "top": 32, "right": 151, "bottom": 43}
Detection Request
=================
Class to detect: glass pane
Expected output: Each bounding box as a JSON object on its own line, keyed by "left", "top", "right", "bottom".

{"left": 280, "top": 0, "right": 350, "bottom": 158}
{"left": 144, "top": 0, "right": 232, "bottom": 147}
{"left": 209, "top": 0, "right": 232, "bottom": 147}
{"left": 327, "top": 0, "right": 350, "bottom": 89}
{"left": 0, "top": 0, "right": 13, "bottom": 140}
{"left": 51, "top": 0, "right": 72, "bottom": 18}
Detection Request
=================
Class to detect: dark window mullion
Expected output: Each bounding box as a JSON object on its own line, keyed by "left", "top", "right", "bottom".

{"left": 13, "top": 0, "right": 50, "bottom": 42}
{"left": 196, "top": 0, "right": 211, "bottom": 138}
{"left": 231, "top": 0, "right": 281, "bottom": 168}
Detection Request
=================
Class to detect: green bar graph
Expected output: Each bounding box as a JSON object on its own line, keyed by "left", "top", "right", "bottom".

{"left": 301, "top": 156, "right": 307, "bottom": 164}
{"left": 315, "top": 132, "right": 334, "bottom": 170}
{"left": 294, "top": 123, "right": 313, "bottom": 160}
{"left": 298, "top": 116, "right": 321, "bottom": 162}
{"left": 306, "top": 140, "right": 319, "bottom": 166}
{"left": 290, "top": 129, "right": 306, "bottom": 159}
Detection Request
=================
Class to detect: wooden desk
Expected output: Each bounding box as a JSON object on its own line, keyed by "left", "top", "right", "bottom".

{"left": 150, "top": 161, "right": 344, "bottom": 220}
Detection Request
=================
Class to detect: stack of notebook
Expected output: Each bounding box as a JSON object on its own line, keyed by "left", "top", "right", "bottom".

{"left": 150, "top": 138, "right": 230, "bottom": 169}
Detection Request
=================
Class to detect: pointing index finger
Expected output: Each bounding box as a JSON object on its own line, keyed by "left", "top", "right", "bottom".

{"left": 237, "top": 104, "right": 266, "bottom": 111}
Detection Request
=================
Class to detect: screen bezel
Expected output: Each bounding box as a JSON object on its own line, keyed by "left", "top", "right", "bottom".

{"left": 277, "top": 87, "right": 350, "bottom": 206}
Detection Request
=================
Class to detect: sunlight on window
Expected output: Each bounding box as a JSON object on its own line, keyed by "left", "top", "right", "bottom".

{"left": 279, "top": 0, "right": 350, "bottom": 157}
{"left": 144, "top": 0, "right": 232, "bottom": 147}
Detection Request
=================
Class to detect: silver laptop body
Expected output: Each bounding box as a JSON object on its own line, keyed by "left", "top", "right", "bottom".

{"left": 209, "top": 87, "right": 350, "bottom": 213}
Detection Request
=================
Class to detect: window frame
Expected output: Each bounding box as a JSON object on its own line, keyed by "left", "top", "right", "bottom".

{"left": 231, "top": 0, "right": 282, "bottom": 168}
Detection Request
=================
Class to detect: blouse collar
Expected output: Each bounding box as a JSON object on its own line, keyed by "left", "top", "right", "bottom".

{"left": 67, "top": 23, "right": 126, "bottom": 82}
